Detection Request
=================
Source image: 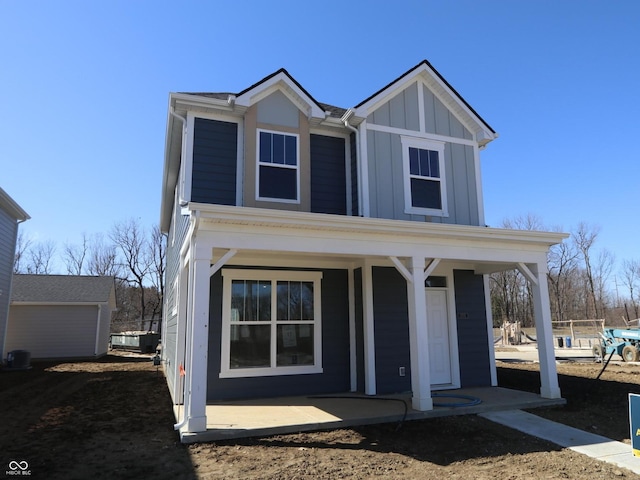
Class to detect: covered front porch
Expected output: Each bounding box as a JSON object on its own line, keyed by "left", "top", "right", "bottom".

{"left": 172, "top": 204, "right": 568, "bottom": 440}
{"left": 177, "top": 386, "right": 565, "bottom": 443}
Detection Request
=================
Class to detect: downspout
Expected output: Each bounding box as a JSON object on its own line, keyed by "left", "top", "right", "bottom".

{"left": 170, "top": 106, "right": 189, "bottom": 207}
{"left": 342, "top": 110, "right": 363, "bottom": 217}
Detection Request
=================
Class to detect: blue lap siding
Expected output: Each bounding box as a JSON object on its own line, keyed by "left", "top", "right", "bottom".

{"left": 453, "top": 270, "right": 491, "bottom": 387}
{"left": 191, "top": 118, "right": 238, "bottom": 206}
{"left": 207, "top": 268, "right": 351, "bottom": 401}
{"left": 372, "top": 267, "right": 412, "bottom": 394}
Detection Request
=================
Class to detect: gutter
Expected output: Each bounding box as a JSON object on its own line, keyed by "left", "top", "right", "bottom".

{"left": 341, "top": 109, "right": 363, "bottom": 217}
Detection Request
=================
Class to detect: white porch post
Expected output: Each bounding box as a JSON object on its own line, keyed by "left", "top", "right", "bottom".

{"left": 184, "top": 240, "right": 212, "bottom": 432}
{"left": 407, "top": 256, "right": 433, "bottom": 411}
{"left": 530, "top": 261, "right": 562, "bottom": 399}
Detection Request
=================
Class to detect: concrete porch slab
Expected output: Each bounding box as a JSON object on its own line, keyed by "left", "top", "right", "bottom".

{"left": 176, "top": 386, "right": 565, "bottom": 443}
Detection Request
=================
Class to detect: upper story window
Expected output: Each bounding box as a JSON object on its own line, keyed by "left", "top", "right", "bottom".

{"left": 257, "top": 129, "right": 299, "bottom": 203}
{"left": 401, "top": 136, "right": 448, "bottom": 216}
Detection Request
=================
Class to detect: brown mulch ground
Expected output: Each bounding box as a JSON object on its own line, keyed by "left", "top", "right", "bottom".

{"left": 1, "top": 351, "right": 639, "bottom": 479}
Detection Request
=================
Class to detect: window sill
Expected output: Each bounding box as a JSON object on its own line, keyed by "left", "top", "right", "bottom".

{"left": 405, "top": 207, "right": 449, "bottom": 217}
{"left": 219, "top": 365, "right": 323, "bottom": 378}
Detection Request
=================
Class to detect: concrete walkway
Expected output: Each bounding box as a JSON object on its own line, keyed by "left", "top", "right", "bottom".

{"left": 480, "top": 409, "right": 640, "bottom": 475}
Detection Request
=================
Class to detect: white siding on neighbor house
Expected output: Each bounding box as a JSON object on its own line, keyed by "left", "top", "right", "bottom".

{"left": 6, "top": 305, "right": 99, "bottom": 359}
{"left": 96, "top": 300, "right": 113, "bottom": 356}
{"left": 0, "top": 207, "right": 18, "bottom": 361}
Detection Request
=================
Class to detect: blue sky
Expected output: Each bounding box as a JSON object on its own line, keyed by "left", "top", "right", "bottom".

{"left": 2, "top": 1, "right": 639, "bottom": 277}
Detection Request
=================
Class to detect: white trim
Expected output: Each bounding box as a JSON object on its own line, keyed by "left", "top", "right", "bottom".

{"left": 210, "top": 249, "right": 237, "bottom": 277}
{"left": 359, "top": 121, "right": 370, "bottom": 217}
{"left": 473, "top": 144, "right": 485, "bottom": 226}
{"left": 94, "top": 304, "right": 102, "bottom": 356}
{"left": 366, "top": 123, "right": 477, "bottom": 147}
{"left": 401, "top": 136, "right": 448, "bottom": 217}
{"left": 183, "top": 113, "right": 195, "bottom": 203}
{"left": 219, "top": 269, "right": 323, "bottom": 378}
{"left": 236, "top": 119, "right": 244, "bottom": 206}
{"left": 424, "top": 258, "right": 441, "bottom": 279}
{"left": 417, "top": 82, "right": 426, "bottom": 133}
{"left": 235, "top": 71, "right": 326, "bottom": 119}
{"left": 255, "top": 128, "right": 301, "bottom": 204}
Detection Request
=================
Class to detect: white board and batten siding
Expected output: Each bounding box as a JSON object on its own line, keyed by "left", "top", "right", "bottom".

{"left": 365, "top": 80, "right": 481, "bottom": 226}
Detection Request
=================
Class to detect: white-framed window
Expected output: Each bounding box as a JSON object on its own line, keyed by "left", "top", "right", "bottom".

{"left": 220, "top": 269, "right": 323, "bottom": 378}
{"left": 256, "top": 129, "right": 300, "bottom": 203}
{"left": 401, "top": 136, "right": 448, "bottom": 216}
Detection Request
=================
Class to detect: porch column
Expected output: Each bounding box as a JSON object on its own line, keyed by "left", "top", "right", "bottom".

{"left": 530, "top": 262, "right": 561, "bottom": 399}
{"left": 407, "top": 256, "right": 433, "bottom": 411}
{"left": 184, "top": 241, "right": 212, "bottom": 432}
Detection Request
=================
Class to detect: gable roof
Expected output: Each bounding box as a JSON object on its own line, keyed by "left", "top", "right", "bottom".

{"left": 11, "top": 275, "right": 116, "bottom": 304}
{"left": 0, "top": 187, "right": 30, "bottom": 222}
{"left": 351, "top": 60, "right": 497, "bottom": 144}
{"left": 233, "top": 68, "right": 328, "bottom": 119}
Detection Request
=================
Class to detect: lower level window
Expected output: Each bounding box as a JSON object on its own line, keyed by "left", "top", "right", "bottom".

{"left": 220, "top": 269, "right": 323, "bottom": 378}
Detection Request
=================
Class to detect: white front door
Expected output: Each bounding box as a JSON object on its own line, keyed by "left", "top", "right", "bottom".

{"left": 426, "top": 289, "right": 452, "bottom": 385}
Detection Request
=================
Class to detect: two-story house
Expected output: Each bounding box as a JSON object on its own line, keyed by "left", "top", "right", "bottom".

{"left": 160, "top": 60, "right": 567, "bottom": 441}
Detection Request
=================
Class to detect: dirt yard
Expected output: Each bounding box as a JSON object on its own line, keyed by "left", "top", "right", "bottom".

{"left": 1, "top": 351, "right": 639, "bottom": 479}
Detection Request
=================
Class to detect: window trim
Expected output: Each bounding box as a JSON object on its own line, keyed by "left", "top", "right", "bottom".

{"left": 401, "top": 136, "right": 448, "bottom": 217}
{"left": 220, "top": 269, "right": 323, "bottom": 378}
{"left": 255, "top": 128, "right": 301, "bottom": 204}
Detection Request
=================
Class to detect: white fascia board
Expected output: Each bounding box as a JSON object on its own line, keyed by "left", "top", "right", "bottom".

{"left": 170, "top": 92, "right": 235, "bottom": 113}
{"left": 353, "top": 63, "right": 497, "bottom": 146}
{"left": 235, "top": 71, "right": 325, "bottom": 119}
{"left": 0, "top": 187, "right": 29, "bottom": 221}
{"left": 188, "top": 203, "right": 568, "bottom": 264}
{"left": 353, "top": 68, "right": 424, "bottom": 118}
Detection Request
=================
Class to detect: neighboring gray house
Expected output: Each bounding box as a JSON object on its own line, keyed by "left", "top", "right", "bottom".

{"left": 6, "top": 275, "right": 117, "bottom": 359}
{"left": 0, "top": 187, "right": 29, "bottom": 362}
{"left": 160, "top": 61, "right": 567, "bottom": 440}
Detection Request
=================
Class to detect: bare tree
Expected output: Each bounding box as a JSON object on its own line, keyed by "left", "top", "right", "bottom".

{"left": 26, "top": 240, "right": 57, "bottom": 274}
{"left": 13, "top": 230, "right": 32, "bottom": 273}
{"left": 63, "top": 233, "right": 89, "bottom": 275}
{"left": 147, "top": 225, "right": 166, "bottom": 330}
{"left": 547, "top": 237, "right": 579, "bottom": 322}
{"left": 87, "top": 234, "right": 120, "bottom": 277}
{"left": 573, "top": 222, "right": 601, "bottom": 318}
{"left": 110, "top": 218, "right": 152, "bottom": 329}
{"left": 621, "top": 259, "right": 640, "bottom": 319}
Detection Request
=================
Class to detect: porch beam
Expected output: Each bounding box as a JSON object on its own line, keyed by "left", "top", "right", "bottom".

{"left": 529, "top": 262, "right": 561, "bottom": 399}
{"left": 407, "top": 256, "right": 433, "bottom": 411}
{"left": 423, "top": 258, "right": 441, "bottom": 279}
{"left": 517, "top": 262, "right": 538, "bottom": 286}
{"left": 389, "top": 256, "right": 413, "bottom": 284}
{"left": 210, "top": 249, "right": 237, "bottom": 277}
